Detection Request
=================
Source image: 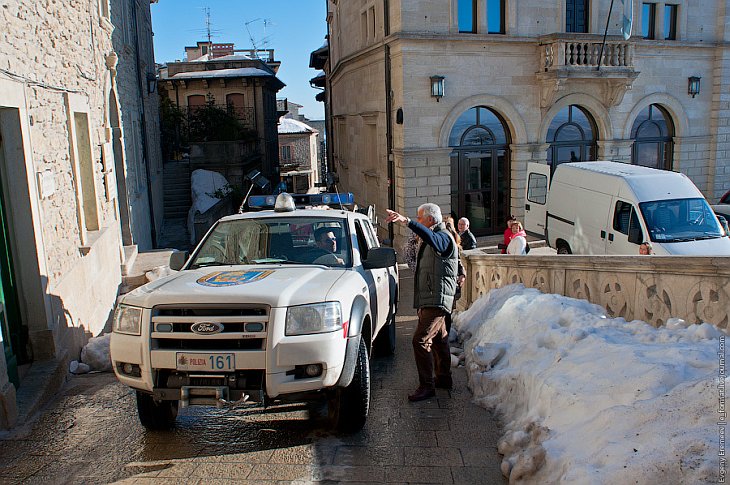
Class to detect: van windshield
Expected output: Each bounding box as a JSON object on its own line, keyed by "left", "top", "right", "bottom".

{"left": 639, "top": 198, "right": 724, "bottom": 243}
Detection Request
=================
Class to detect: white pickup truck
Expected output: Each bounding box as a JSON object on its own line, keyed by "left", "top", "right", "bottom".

{"left": 110, "top": 193, "right": 398, "bottom": 432}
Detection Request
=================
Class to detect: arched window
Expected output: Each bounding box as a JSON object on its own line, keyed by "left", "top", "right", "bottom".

{"left": 546, "top": 105, "right": 597, "bottom": 172}
{"left": 448, "top": 107, "right": 511, "bottom": 236}
{"left": 631, "top": 104, "right": 674, "bottom": 169}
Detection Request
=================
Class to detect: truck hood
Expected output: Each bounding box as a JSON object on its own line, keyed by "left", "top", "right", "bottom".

{"left": 655, "top": 237, "right": 730, "bottom": 255}
{"left": 120, "top": 265, "right": 347, "bottom": 308}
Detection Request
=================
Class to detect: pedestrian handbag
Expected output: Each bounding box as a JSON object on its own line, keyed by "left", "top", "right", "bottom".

{"left": 525, "top": 242, "right": 531, "bottom": 254}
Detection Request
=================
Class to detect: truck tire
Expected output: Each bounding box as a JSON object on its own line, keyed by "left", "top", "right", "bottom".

{"left": 136, "top": 391, "right": 178, "bottom": 430}
{"left": 329, "top": 337, "right": 370, "bottom": 433}
{"left": 557, "top": 242, "right": 572, "bottom": 255}
{"left": 375, "top": 303, "right": 396, "bottom": 356}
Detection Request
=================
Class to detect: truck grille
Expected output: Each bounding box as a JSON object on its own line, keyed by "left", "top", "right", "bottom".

{"left": 150, "top": 304, "right": 269, "bottom": 351}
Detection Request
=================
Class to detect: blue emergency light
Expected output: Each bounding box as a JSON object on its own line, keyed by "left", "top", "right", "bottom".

{"left": 248, "top": 192, "right": 355, "bottom": 210}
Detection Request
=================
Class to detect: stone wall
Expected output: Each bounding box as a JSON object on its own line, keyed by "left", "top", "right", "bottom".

{"left": 0, "top": 0, "right": 129, "bottom": 427}
{"left": 462, "top": 252, "right": 730, "bottom": 330}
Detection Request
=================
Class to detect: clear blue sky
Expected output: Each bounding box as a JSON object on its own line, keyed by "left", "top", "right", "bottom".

{"left": 151, "top": 1, "right": 327, "bottom": 120}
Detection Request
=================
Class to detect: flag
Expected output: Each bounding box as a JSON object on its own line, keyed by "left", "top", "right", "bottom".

{"left": 621, "top": 0, "right": 633, "bottom": 40}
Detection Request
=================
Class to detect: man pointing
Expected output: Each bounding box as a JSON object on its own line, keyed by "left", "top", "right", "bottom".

{"left": 386, "top": 204, "right": 458, "bottom": 401}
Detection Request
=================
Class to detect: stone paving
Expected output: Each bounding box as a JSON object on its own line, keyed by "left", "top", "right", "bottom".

{"left": 0, "top": 268, "right": 505, "bottom": 484}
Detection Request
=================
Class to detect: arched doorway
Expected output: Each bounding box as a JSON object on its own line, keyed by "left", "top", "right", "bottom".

{"left": 631, "top": 104, "right": 674, "bottom": 169}
{"left": 449, "top": 106, "right": 511, "bottom": 236}
{"left": 546, "top": 104, "right": 597, "bottom": 173}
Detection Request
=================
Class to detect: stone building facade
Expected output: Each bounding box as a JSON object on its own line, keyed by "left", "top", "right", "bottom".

{"left": 321, "top": 0, "right": 730, "bottom": 241}
{"left": 0, "top": 0, "right": 156, "bottom": 428}
{"left": 159, "top": 47, "right": 285, "bottom": 181}
{"left": 110, "top": 0, "right": 164, "bottom": 250}
{"left": 278, "top": 118, "right": 321, "bottom": 193}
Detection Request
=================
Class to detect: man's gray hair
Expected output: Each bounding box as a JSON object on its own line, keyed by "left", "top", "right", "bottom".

{"left": 459, "top": 217, "right": 470, "bottom": 227}
{"left": 418, "top": 203, "right": 442, "bottom": 224}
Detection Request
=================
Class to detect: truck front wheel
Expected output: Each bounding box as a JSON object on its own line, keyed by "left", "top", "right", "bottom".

{"left": 328, "top": 337, "right": 370, "bottom": 433}
{"left": 136, "top": 391, "right": 178, "bottom": 430}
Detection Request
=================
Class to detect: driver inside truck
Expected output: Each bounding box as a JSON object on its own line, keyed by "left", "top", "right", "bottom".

{"left": 313, "top": 226, "right": 345, "bottom": 265}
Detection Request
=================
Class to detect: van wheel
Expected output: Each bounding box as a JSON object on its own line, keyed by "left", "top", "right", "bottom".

{"left": 556, "top": 242, "right": 572, "bottom": 255}
{"left": 136, "top": 391, "right": 178, "bottom": 430}
{"left": 328, "top": 337, "right": 370, "bottom": 433}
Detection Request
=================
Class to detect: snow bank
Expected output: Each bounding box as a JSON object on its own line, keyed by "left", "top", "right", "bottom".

{"left": 454, "top": 284, "right": 724, "bottom": 484}
{"left": 80, "top": 333, "right": 112, "bottom": 372}
{"left": 187, "top": 169, "right": 230, "bottom": 244}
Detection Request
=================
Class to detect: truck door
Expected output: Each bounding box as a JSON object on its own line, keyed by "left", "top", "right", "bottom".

{"left": 606, "top": 200, "right": 645, "bottom": 254}
{"left": 524, "top": 163, "right": 550, "bottom": 237}
{"left": 355, "top": 220, "right": 388, "bottom": 333}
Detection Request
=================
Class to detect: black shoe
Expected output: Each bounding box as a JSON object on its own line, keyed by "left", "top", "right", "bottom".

{"left": 408, "top": 387, "right": 435, "bottom": 402}
{"left": 435, "top": 376, "right": 453, "bottom": 390}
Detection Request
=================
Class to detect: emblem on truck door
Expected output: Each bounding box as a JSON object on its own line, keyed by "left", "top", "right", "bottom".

{"left": 191, "top": 321, "right": 224, "bottom": 335}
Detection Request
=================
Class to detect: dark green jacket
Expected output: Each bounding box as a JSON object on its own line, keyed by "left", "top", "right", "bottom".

{"left": 412, "top": 222, "right": 458, "bottom": 312}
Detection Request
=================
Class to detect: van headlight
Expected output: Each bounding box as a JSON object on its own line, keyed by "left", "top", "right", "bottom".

{"left": 112, "top": 304, "right": 143, "bottom": 335}
{"left": 285, "top": 302, "right": 342, "bottom": 336}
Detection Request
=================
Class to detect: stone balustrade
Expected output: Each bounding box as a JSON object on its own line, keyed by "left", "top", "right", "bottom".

{"left": 540, "top": 36, "right": 634, "bottom": 70}
{"left": 461, "top": 252, "right": 730, "bottom": 330}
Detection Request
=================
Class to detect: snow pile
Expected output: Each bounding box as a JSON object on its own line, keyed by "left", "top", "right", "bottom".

{"left": 188, "top": 169, "right": 230, "bottom": 244}
{"left": 79, "top": 333, "right": 112, "bottom": 372}
{"left": 454, "top": 284, "right": 724, "bottom": 484}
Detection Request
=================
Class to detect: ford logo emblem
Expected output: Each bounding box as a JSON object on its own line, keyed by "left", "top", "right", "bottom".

{"left": 191, "top": 321, "right": 224, "bottom": 335}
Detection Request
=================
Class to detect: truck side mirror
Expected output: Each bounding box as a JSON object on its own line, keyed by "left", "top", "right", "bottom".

{"left": 169, "top": 250, "right": 189, "bottom": 271}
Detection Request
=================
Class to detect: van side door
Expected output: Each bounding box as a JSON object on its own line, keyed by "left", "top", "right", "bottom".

{"left": 606, "top": 199, "right": 645, "bottom": 254}
{"left": 524, "top": 162, "right": 550, "bottom": 237}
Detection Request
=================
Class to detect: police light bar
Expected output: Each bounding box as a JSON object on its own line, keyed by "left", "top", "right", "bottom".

{"left": 248, "top": 192, "right": 355, "bottom": 210}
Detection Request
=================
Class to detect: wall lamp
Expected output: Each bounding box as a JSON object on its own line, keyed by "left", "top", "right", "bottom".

{"left": 688, "top": 76, "right": 701, "bottom": 98}
{"left": 147, "top": 73, "right": 158, "bottom": 94}
{"left": 430, "top": 75, "right": 445, "bottom": 101}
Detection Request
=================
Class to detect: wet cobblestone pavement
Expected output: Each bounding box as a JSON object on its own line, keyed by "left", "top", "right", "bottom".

{"left": 0, "top": 269, "right": 505, "bottom": 484}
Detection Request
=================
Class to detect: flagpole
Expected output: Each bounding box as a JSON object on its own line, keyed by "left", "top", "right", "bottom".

{"left": 597, "top": 0, "right": 615, "bottom": 71}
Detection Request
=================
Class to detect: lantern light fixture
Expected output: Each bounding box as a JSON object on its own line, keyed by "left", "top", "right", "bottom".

{"left": 430, "top": 75, "right": 445, "bottom": 101}
{"left": 688, "top": 76, "right": 701, "bottom": 98}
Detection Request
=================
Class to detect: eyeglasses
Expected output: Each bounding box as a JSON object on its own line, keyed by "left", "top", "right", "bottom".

{"left": 323, "top": 237, "right": 336, "bottom": 243}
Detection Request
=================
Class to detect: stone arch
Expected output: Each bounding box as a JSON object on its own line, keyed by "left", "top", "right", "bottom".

{"left": 622, "top": 93, "right": 689, "bottom": 139}
{"left": 439, "top": 94, "right": 527, "bottom": 147}
{"left": 538, "top": 93, "right": 613, "bottom": 143}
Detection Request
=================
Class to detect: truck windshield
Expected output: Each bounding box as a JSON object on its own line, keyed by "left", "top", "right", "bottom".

{"left": 188, "top": 217, "right": 353, "bottom": 269}
{"left": 639, "top": 198, "right": 724, "bottom": 243}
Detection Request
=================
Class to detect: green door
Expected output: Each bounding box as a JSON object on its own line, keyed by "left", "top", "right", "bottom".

{"left": 0, "top": 176, "right": 19, "bottom": 388}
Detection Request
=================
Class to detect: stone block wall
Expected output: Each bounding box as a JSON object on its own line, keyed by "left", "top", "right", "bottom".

{"left": 463, "top": 252, "right": 730, "bottom": 330}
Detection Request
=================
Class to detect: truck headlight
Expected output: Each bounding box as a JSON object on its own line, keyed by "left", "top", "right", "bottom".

{"left": 285, "top": 302, "right": 342, "bottom": 336}
{"left": 112, "top": 304, "right": 143, "bottom": 335}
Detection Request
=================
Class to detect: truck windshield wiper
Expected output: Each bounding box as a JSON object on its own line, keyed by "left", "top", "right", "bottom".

{"left": 252, "top": 258, "right": 305, "bottom": 265}
{"left": 190, "top": 261, "right": 232, "bottom": 269}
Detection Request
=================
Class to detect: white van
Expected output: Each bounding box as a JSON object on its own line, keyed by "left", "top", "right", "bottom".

{"left": 524, "top": 161, "right": 730, "bottom": 255}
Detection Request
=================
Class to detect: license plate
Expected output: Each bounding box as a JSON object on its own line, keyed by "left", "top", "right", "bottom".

{"left": 176, "top": 353, "right": 235, "bottom": 371}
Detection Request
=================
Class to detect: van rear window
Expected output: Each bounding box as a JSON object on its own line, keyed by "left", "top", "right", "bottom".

{"left": 527, "top": 173, "right": 548, "bottom": 204}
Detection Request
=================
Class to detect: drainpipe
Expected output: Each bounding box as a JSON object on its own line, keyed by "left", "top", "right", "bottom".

{"left": 384, "top": 0, "right": 394, "bottom": 245}
{"left": 131, "top": 0, "right": 158, "bottom": 247}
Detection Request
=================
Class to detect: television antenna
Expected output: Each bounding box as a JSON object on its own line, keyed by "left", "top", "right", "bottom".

{"left": 244, "top": 18, "right": 274, "bottom": 57}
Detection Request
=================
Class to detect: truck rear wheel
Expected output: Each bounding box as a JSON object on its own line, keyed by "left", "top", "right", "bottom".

{"left": 329, "top": 337, "right": 370, "bottom": 433}
{"left": 136, "top": 391, "right": 178, "bottom": 430}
